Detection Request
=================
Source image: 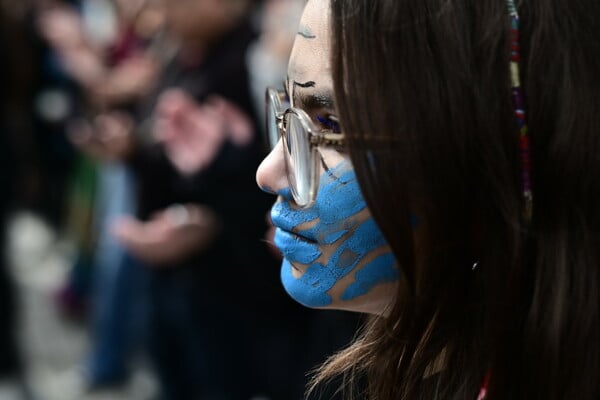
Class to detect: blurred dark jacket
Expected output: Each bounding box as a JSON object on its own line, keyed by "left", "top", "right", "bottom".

{"left": 130, "top": 18, "right": 287, "bottom": 317}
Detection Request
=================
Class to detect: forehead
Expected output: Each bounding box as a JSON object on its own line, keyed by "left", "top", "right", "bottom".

{"left": 288, "top": 0, "right": 332, "bottom": 94}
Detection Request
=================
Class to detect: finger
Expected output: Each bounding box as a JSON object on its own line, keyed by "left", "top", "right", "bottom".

{"left": 153, "top": 116, "right": 174, "bottom": 142}
{"left": 204, "top": 95, "right": 253, "bottom": 145}
{"left": 156, "top": 88, "right": 192, "bottom": 118}
{"left": 220, "top": 99, "right": 254, "bottom": 146}
{"left": 186, "top": 103, "right": 224, "bottom": 138}
{"left": 111, "top": 216, "right": 145, "bottom": 242}
{"left": 162, "top": 204, "right": 190, "bottom": 227}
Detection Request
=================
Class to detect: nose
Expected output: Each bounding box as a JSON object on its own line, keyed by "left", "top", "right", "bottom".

{"left": 256, "top": 139, "right": 289, "bottom": 195}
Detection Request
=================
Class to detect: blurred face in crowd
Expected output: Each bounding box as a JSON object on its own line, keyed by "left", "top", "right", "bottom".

{"left": 163, "top": 0, "right": 247, "bottom": 43}
{"left": 113, "top": 0, "right": 146, "bottom": 19}
{"left": 256, "top": 0, "right": 399, "bottom": 315}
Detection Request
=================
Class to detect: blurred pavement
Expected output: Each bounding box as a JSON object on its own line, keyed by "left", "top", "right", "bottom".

{"left": 1, "top": 212, "right": 158, "bottom": 400}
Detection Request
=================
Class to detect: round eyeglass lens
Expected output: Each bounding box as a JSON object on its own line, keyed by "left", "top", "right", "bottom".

{"left": 285, "top": 111, "right": 313, "bottom": 206}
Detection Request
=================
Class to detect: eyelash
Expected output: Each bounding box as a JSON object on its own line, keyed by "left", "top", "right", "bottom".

{"left": 316, "top": 115, "right": 341, "bottom": 133}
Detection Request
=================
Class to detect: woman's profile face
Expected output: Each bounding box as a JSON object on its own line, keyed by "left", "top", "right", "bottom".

{"left": 256, "top": 0, "right": 399, "bottom": 315}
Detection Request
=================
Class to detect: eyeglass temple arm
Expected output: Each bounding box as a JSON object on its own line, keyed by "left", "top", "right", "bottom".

{"left": 310, "top": 132, "right": 345, "bottom": 147}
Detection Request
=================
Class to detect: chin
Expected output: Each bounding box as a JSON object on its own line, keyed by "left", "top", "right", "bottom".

{"left": 281, "top": 258, "right": 398, "bottom": 316}
{"left": 326, "top": 282, "right": 398, "bottom": 316}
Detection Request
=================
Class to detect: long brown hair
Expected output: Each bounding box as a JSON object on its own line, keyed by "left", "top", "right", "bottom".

{"left": 311, "top": 0, "right": 600, "bottom": 399}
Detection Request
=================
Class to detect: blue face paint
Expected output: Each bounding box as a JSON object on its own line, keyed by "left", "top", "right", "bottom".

{"left": 271, "top": 160, "right": 399, "bottom": 308}
{"left": 341, "top": 253, "right": 398, "bottom": 301}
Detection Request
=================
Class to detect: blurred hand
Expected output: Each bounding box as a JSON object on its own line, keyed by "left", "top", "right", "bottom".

{"left": 39, "top": 6, "right": 107, "bottom": 88}
{"left": 111, "top": 203, "right": 220, "bottom": 266}
{"left": 67, "top": 111, "right": 135, "bottom": 161}
{"left": 38, "top": 6, "right": 86, "bottom": 51}
{"left": 154, "top": 89, "right": 254, "bottom": 175}
{"left": 92, "top": 54, "right": 160, "bottom": 106}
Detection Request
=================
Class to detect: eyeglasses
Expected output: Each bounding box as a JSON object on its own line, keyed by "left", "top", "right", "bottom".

{"left": 265, "top": 87, "right": 345, "bottom": 208}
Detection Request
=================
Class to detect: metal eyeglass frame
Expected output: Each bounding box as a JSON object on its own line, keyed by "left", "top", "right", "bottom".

{"left": 265, "top": 87, "right": 345, "bottom": 207}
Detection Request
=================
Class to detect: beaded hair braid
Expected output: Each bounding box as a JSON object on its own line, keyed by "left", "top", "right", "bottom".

{"left": 476, "top": 2, "right": 531, "bottom": 398}
{"left": 507, "top": 0, "right": 533, "bottom": 221}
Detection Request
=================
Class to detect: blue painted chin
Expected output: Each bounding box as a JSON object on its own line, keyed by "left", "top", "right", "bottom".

{"left": 272, "top": 161, "right": 399, "bottom": 310}
{"left": 280, "top": 258, "right": 334, "bottom": 307}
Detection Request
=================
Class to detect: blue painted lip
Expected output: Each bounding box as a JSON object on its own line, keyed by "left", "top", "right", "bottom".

{"left": 271, "top": 204, "right": 318, "bottom": 242}
{"left": 274, "top": 226, "right": 316, "bottom": 245}
{"left": 274, "top": 227, "right": 321, "bottom": 262}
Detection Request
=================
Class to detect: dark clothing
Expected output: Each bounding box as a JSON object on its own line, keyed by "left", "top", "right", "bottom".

{"left": 0, "top": 189, "right": 20, "bottom": 379}
{"left": 0, "top": 12, "right": 23, "bottom": 378}
{"left": 0, "top": 124, "right": 18, "bottom": 377}
{"left": 129, "top": 20, "right": 312, "bottom": 399}
{"left": 130, "top": 19, "right": 286, "bottom": 317}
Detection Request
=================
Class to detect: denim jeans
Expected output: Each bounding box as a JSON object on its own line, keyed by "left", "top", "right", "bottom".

{"left": 87, "top": 163, "right": 148, "bottom": 387}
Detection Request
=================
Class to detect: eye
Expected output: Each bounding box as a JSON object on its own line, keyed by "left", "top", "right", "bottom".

{"left": 316, "top": 115, "right": 341, "bottom": 133}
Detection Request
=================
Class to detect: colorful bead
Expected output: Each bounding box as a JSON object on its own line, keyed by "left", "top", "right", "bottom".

{"left": 507, "top": 0, "right": 533, "bottom": 222}
{"left": 477, "top": 3, "right": 532, "bottom": 397}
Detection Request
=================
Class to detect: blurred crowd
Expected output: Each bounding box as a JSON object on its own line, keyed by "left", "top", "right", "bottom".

{"left": 0, "top": 0, "right": 359, "bottom": 399}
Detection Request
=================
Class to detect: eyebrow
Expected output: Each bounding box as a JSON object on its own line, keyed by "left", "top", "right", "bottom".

{"left": 293, "top": 80, "right": 315, "bottom": 88}
{"left": 285, "top": 77, "right": 336, "bottom": 112}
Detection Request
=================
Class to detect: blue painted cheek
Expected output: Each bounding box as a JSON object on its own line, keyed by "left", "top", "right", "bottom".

{"left": 274, "top": 161, "right": 400, "bottom": 309}
{"left": 281, "top": 217, "right": 398, "bottom": 308}
{"left": 340, "top": 253, "right": 398, "bottom": 301}
{"left": 296, "top": 169, "right": 367, "bottom": 242}
{"left": 326, "top": 218, "right": 389, "bottom": 280}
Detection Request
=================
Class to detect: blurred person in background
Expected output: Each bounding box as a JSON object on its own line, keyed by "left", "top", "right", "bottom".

{"left": 78, "top": 4, "right": 162, "bottom": 389}
{"left": 39, "top": 0, "right": 165, "bottom": 394}
{"left": 27, "top": 0, "right": 82, "bottom": 229}
{"left": 0, "top": 0, "right": 77, "bottom": 229}
{"left": 110, "top": 0, "right": 297, "bottom": 397}
{"left": 0, "top": 2, "right": 40, "bottom": 397}
{"left": 39, "top": 0, "right": 162, "bottom": 109}
{"left": 72, "top": 0, "right": 311, "bottom": 398}
{"left": 34, "top": 0, "right": 360, "bottom": 398}
{"left": 0, "top": 20, "right": 22, "bottom": 395}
